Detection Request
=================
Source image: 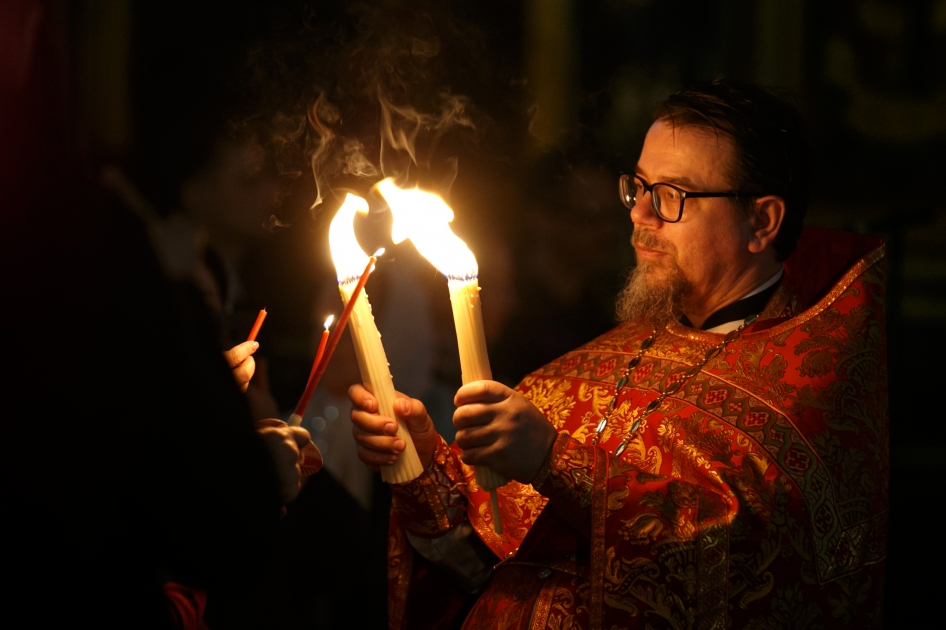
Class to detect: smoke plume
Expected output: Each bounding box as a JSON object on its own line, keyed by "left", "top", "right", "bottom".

{"left": 231, "top": 1, "right": 486, "bottom": 227}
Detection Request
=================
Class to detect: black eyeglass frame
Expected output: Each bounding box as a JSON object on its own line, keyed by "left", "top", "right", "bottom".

{"left": 618, "top": 173, "right": 748, "bottom": 223}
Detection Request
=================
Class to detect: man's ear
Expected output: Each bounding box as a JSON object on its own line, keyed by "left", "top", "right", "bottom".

{"left": 747, "top": 195, "right": 786, "bottom": 254}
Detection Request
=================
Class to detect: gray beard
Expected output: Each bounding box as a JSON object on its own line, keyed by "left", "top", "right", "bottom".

{"left": 615, "top": 260, "right": 688, "bottom": 326}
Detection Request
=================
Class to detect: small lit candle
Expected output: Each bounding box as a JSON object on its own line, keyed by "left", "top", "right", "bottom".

{"left": 328, "top": 193, "right": 423, "bottom": 484}
{"left": 379, "top": 179, "right": 507, "bottom": 534}
{"left": 289, "top": 314, "right": 335, "bottom": 427}
{"left": 246, "top": 308, "right": 267, "bottom": 341}
{"left": 312, "top": 315, "right": 334, "bottom": 386}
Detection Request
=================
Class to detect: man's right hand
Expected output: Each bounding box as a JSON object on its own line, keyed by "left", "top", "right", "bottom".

{"left": 348, "top": 384, "right": 440, "bottom": 471}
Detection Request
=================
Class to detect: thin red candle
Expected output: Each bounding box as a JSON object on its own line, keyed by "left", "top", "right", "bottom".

{"left": 246, "top": 308, "right": 268, "bottom": 341}
{"left": 312, "top": 315, "right": 334, "bottom": 379}
{"left": 293, "top": 253, "right": 379, "bottom": 418}
{"left": 293, "top": 315, "right": 333, "bottom": 417}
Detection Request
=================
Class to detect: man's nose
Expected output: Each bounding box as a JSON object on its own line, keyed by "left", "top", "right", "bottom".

{"left": 630, "top": 191, "right": 662, "bottom": 227}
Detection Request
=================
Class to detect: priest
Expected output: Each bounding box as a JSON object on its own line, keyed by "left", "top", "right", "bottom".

{"left": 350, "top": 78, "right": 888, "bottom": 629}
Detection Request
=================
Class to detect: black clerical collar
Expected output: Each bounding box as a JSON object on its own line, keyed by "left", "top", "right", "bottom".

{"left": 679, "top": 270, "right": 783, "bottom": 331}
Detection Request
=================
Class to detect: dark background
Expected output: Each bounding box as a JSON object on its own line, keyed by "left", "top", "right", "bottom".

{"left": 44, "top": 0, "right": 946, "bottom": 626}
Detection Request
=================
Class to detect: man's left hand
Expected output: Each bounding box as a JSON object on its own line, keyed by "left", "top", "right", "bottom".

{"left": 453, "top": 381, "right": 558, "bottom": 484}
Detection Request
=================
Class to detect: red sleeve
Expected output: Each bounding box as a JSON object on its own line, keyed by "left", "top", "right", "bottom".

{"left": 389, "top": 437, "right": 471, "bottom": 538}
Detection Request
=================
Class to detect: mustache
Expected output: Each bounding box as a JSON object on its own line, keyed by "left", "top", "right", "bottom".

{"left": 631, "top": 229, "right": 675, "bottom": 254}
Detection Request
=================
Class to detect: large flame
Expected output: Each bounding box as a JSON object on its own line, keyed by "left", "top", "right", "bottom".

{"left": 376, "top": 178, "right": 478, "bottom": 280}
{"left": 328, "top": 193, "right": 371, "bottom": 284}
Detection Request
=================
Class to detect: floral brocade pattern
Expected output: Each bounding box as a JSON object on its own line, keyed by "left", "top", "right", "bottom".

{"left": 387, "top": 233, "right": 887, "bottom": 630}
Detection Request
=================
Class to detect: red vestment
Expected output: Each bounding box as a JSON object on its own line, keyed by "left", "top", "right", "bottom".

{"left": 388, "top": 228, "right": 888, "bottom": 629}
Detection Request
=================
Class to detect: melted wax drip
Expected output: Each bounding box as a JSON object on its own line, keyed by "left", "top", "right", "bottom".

{"left": 446, "top": 272, "right": 478, "bottom": 282}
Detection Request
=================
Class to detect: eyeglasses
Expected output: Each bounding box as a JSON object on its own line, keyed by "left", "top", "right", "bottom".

{"left": 618, "top": 174, "right": 745, "bottom": 223}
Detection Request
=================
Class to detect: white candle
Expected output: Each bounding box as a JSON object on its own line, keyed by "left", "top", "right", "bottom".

{"left": 449, "top": 277, "right": 506, "bottom": 533}
{"left": 329, "top": 194, "right": 423, "bottom": 484}
{"left": 448, "top": 279, "right": 491, "bottom": 383}
{"left": 378, "top": 179, "right": 507, "bottom": 533}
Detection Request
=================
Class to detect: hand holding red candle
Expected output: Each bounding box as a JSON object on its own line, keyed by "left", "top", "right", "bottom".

{"left": 221, "top": 308, "right": 269, "bottom": 393}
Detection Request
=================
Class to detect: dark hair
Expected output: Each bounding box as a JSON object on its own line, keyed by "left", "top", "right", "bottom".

{"left": 653, "top": 77, "right": 810, "bottom": 261}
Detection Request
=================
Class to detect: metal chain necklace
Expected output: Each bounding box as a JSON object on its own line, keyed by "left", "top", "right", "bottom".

{"left": 592, "top": 314, "right": 758, "bottom": 456}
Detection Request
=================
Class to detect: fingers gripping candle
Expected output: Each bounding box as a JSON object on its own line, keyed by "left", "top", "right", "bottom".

{"left": 329, "top": 193, "right": 423, "bottom": 484}
{"left": 378, "top": 179, "right": 507, "bottom": 534}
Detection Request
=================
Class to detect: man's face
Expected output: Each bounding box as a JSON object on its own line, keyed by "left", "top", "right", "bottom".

{"left": 618, "top": 119, "right": 753, "bottom": 323}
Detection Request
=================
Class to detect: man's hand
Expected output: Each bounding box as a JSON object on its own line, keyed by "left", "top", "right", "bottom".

{"left": 257, "top": 422, "right": 311, "bottom": 504}
{"left": 224, "top": 341, "right": 258, "bottom": 393}
{"left": 453, "top": 381, "right": 558, "bottom": 484}
{"left": 348, "top": 384, "right": 440, "bottom": 471}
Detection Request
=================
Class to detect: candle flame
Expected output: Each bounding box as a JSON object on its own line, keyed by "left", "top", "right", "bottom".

{"left": 323, "top": 314, "right": 335, "bottom": 329}
{"left": 376, "top": 178, "right": 478, "bottom": 280}
{"left": 328, "top": 193, "right": 371, "bottom": 285}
